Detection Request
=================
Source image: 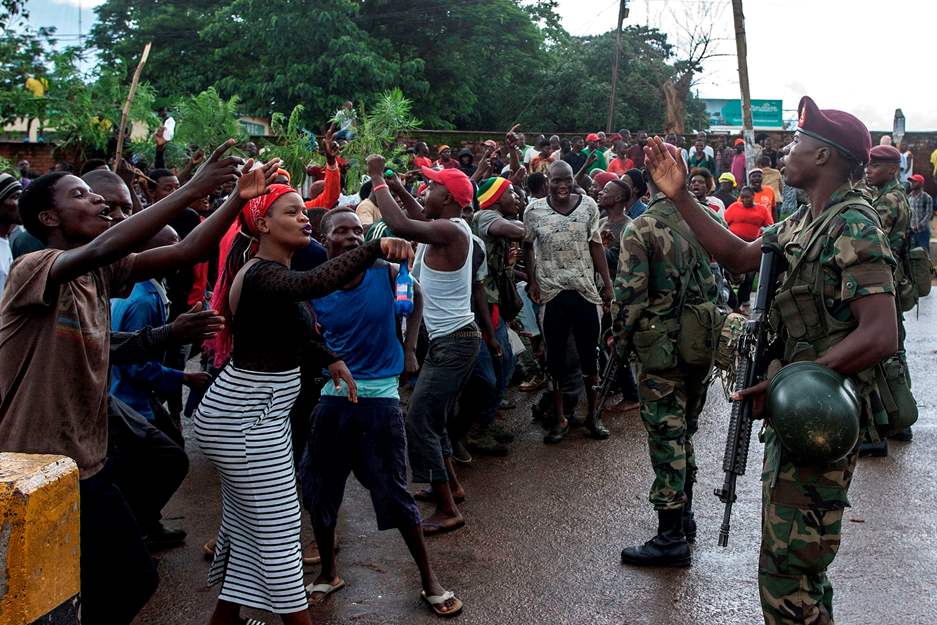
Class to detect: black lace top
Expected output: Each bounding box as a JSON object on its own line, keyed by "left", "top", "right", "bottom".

{"left": 231, "top": 239, "right": 382, "bottom": 372}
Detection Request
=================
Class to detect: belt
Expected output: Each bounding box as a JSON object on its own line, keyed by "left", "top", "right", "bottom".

{"left": 449, "top": 323, "right": 481, "bottom": 338}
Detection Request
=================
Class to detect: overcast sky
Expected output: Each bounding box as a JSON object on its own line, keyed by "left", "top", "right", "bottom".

{"left": 24, "top": 0, "right": 935, "bottom": 131}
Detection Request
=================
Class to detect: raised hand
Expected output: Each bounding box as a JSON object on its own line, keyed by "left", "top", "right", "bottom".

{"left": 643, "top": 136, "right": 687, "bottom": 200}
{"left": 154, "top": 126, "right": 168, "bottom": 149}
{"left": 380, "top": 237, "right": 415, "bottom": 266}
{"left": 237, "top": 157, "right": 284, "bottom": 200}
{"left": 187, "top": 139, "right": 243, "bottom": 197}
{"left": 366, "top": 154, "right": 387, "bottom": 179}
{"left": 505, "top": 123, "right": 521, "bottom": 147}
{"left": 321, "top": 124, "right": 339, "bottom": 166}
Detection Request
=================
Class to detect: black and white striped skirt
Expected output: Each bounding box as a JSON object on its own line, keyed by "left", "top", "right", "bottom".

{"left": 194, "top": 364, "right": 306, "bottom": 614}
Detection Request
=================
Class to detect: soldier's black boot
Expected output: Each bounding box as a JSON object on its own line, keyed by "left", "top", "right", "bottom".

{"left": 620, "top": 509, "right": 691, "bottom": 567}
{"left": 858, "top": 439, "right": 888, "bottom": 457}
{"left": 682, "top": 483, "right": 696, "bottom": 544}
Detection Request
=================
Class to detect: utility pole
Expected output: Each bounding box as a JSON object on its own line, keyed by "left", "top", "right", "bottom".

{"left": 606, "top": 0, "right": 629, "bottom": 133}
{"left": 731, "top": 0, "right": 755, "bottom": 173}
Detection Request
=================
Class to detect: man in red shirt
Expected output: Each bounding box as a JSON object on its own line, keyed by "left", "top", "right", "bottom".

{"left": 413, "top": 141, "right": 433, "bottom": 169}
{"left": 607, "top": 140, "right": 634, "bottom": 175}
{"left": 723, "top": 185, "right": 773, "bottom": 310}
{"left": 748, "top": 168, "right": 777, "bottom": 220}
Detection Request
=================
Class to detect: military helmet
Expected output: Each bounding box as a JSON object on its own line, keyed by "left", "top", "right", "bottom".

{"left": 766, "top": 362, "right": 860, "bottom": 464}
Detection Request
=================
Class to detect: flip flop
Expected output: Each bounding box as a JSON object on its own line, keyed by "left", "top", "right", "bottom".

{"left": 421, "top": 589, "right": 464, "bottom": 618}
{"left": 306, "top": 578, "right": 346, "bottom": 605}
{"left": 414, "top": 489, "right": 466, "bottom": 504}
{"left": 422, "top": 518, "right": 466, "bottom": 537}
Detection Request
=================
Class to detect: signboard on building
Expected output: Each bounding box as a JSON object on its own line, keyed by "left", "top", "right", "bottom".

{"left": 704, "top": 99, "right": 784, "bottom": 129}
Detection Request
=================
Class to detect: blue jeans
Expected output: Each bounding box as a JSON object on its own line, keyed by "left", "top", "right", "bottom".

{"left": 472, "top": 318, "right": 515, "bottom": 425}
{"left": 406, "top": 326, "right": 480, "bottom": 483}
{"left": 914, "top": 228, "right": 930, "bottom": 251}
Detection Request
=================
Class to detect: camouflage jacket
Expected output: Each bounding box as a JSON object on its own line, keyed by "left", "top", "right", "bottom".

{"left": 612, "top": 194, "right": 720, "bottom": 346}
{"left": 871, "top": 178, "right": 912, "bottom": 260}
{"left": 763, "top": 183, "right": 896, "bottom": 364}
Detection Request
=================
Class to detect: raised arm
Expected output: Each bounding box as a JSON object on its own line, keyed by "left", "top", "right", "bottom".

{"left": 49, "top": 140, "right": 243, "bottom": 286}
{"left": 644, "top": 137, "right": 761, "bottom": 274}
{"left": 250, "top": 238, "right": 413, "bottom": 302}
{"left": 387, "top": 174, "right": 428, "bottom": 222}
{"left": 367, "top": 155, "right": 462, "bottom": 245}
{"left": 127, "top": 158, "right": 282, "bottom": 283}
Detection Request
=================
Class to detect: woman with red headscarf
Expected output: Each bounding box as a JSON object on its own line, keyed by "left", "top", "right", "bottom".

{"left": 195, "top": 178, "right": 413, "bottom": 625}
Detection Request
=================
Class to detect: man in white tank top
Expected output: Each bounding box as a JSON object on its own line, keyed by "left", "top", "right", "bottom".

{"left": 367, "top": 155, "right": 480, "bottom": 538}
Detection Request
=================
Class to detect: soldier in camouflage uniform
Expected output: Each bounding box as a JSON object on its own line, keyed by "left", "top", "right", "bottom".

{"left": 614, "top": 149, "right": 722, "bottom": 568}
{"left": 643, "top": 96, "right": 899, "bottom": 624}
{"left": 864, "top": 144, "right": 916, "bottom": 447}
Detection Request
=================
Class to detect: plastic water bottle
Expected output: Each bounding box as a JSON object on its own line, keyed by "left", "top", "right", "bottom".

{"left": 395, "top": 263, "right": 414, "bottom": 316}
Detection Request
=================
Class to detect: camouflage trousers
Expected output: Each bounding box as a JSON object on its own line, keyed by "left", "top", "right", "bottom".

{"left": 637, "top": 365, "right": 710, "bottom": 511}
{"left": 759, "top": 426, "right": 859, "bottom": 625}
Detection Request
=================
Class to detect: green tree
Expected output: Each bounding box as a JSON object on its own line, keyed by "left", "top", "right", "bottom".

{"left": 199, "top": 0, "right": 427, "bottom": 125}
{"left": 519, "top": 27, "right": 677, "bottom": 133}
{"left": 90, "top": 0, "right": 218, "bottom": 106}
{"left": 0, "top": 0, "right": 56, "bottom": 127}
{"left": 357, "top": 0, "right": 546, "bottom": 129}
{"left": 172, "top": 87, "right": 246, "bottom": 153}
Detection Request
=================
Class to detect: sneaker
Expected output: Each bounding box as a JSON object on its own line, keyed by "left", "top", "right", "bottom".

{"left": 499, "top": 398, "right": 517, "bottom": 410}
{"left": 452, "top": 440, "right": 473, "bottom": 464}
{"left": 519, "top": 375, "right": 547, "bottom": 392}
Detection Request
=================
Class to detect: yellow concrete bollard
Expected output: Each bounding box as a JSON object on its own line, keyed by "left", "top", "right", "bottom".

{"left": 0, "top": 453, "right": 80, "bottom": 625}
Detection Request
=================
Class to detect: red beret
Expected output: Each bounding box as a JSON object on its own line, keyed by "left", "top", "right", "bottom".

{"left": 586, "top": 133, "right": 600, "bottom": 142}
{"left": 869, "top": 145, "right": 901, "bottom": 163}
{"left": 796, "top": 96, "right": 871, "bottom": 164}
{"left": 592, "top": 171, "right": 619, "bottom": 189}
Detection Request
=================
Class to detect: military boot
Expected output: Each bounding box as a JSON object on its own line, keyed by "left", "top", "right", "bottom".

{"left": 620, "top": 509, "right": 691, "bottom": 567}
{"left": 682, "top": 482, "right": 697, "bottom": 544}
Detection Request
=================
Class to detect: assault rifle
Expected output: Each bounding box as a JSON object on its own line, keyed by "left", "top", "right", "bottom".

{"left": 714, "top": 247, "right": 787, "bottom": 547}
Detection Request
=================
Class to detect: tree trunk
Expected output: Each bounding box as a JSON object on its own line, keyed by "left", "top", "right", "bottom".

{"left": 661, "top": 80, "right": 685, "bottom": 134}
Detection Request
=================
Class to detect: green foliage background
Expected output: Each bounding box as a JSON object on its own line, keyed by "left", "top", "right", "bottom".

{"left": 2, "top": 0, "right": 710, "bottom": 166}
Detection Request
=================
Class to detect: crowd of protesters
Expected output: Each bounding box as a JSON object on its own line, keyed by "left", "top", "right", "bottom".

{"left": 0, "top": 112, "right": 933, "bottom": 625}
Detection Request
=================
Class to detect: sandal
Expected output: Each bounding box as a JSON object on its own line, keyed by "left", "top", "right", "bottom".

{"left": 306, "top": 577, "right": 346, "bottom": 605}
{"left": 422, "top": 518, "right": 466, "bottom": 537}
{"left": 421, "top": 589, "right": 464, "bottom": 618}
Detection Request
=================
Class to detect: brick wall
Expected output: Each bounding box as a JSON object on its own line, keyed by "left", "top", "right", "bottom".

{"left": 0, "top": 142, "right": 56, "bottom": 174}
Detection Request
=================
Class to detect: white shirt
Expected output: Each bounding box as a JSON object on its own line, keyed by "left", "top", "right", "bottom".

{"left": 161, "top": 116, "right": 176, "bottom": 141}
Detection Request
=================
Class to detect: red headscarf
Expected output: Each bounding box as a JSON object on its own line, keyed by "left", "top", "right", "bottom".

{"left": 207, "top": 184, "right": 299, "bottom": 366}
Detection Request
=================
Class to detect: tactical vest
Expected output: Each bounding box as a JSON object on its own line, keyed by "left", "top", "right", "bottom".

{"left": 769, "top": 198, "right": 916, "bottom": 433}
{"left": 768, "top": 199, "right": 878, "bottom": 364}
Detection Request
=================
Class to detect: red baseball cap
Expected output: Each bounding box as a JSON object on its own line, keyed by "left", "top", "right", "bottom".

{"left": 734, "top": 138, "right": 745, "bottom": 146}
{"left": 421, "top": 166, "right": 474, "bottom": 208}
{"left": 586, "top": 133, "right": 600, "bottom": 142}
{"left": 909, "top": 174, "right": 925, "bottom": 184}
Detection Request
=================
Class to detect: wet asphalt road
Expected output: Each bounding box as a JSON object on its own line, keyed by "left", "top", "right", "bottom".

{"left": 135, "top": 297, "right": 937, "bottom": 625}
